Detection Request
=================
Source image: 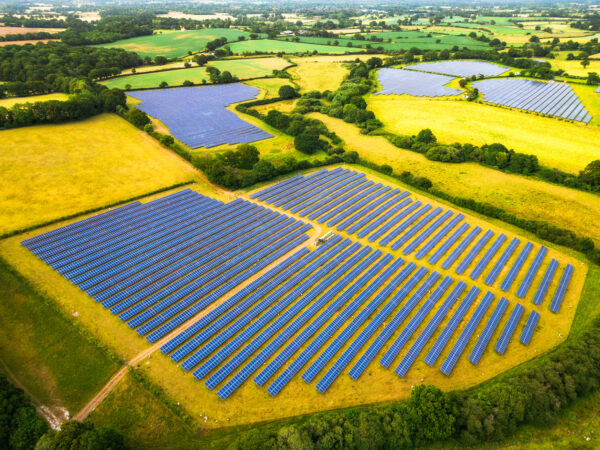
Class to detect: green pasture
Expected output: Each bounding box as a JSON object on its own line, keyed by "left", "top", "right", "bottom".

{"left": 227, "top": 39, "right": 362, "bottom": 54}
{"left": 94, "top": 29, "right": 260, "bottom": 59}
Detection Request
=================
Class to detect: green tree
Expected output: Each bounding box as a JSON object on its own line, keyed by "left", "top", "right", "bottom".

{"left": 415, "top": 128, "right": 436, "bottom": 144}
{"left": 159, "top": 81, "right": 168, "bottom": 88}
{"left": 127, "top": 108, "right": 150, "bottom": 128}
{"left": 253, "top": 160, "right": 277, "bottom": 180}
{"left": 294, "top": 130, "right": 320, "bottom": 154}
{"left": 154, "top": 55, "right": 167, "bottom": 65}
{"left": 278, "top": 85, "right": 297, "bottom": 99}
{"left": 406, "top": 385, "right": 456, "bottom": 444}
{"left": 579, "top": 160, "right": 600, "bottom": 187}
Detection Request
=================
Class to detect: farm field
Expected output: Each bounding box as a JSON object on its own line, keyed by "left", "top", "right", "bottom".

{"left": 367, "top": 94, "right": 600, "bottom": 173}
{"left": 94, "top": 29, "right": 258, "bottom": 58}
{"left": 227, "top": 39, "right": 363, "bottom": 55}
{"left": 0, "top": 92, "right": 68, "bottom": 107}
{"left": 0, "top": 39, "right": 58, "bottom": 46}
{"left": 244, "top": 77, "right": 294, "bottom": 98}
{"left": 544, "top": 57, "right": 600, "bottom": 77}
{"left": 2, "top": 167, "right": 586, "bottom": 430}
{"left": 102, "top": 57, "right": 290, "bottom": 89}
{"left": 309, "top": 113, "right": 600, "bottom": 246}
{"left": 0, "top": 114, "right": 197, "bottom": 236}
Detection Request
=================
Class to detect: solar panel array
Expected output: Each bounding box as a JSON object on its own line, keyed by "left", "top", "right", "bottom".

{"left": 252, "top": 168, "right": 572, "bottom": 307}
{"left": 22, "top": 190, "right": 312, "bottom": 343}
{"left": 472, "top": 78, "right": 592, "bottom": 123}
{"left": 408, "top": 60, "right": 509, "bottom": 77}
{"left": 375, "top": 68, "right": 462, "bottom": 97}
{"left": 22, "top": 170, "right": 579, "bottom": 400}
{"left": 127, "top": 84, "right": 273, "bottom": 148}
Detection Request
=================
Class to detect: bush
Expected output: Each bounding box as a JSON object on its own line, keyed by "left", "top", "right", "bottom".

{"left": 127, "top": 108, "right": 150, "bottom": 128}
{"left": 416, "top": 128, "right": 436, "bottom": 144}
{"left": 425, "top": 145, "right": 464, "bottom": 163}
{"left": 294, "top": 130, "right": 320, "bottom": 154}
{"left": 342, "top": 151, "right": 358, "bottom": 163}
{"left": 278, "top": 85, "right": 297, "bottom": 100}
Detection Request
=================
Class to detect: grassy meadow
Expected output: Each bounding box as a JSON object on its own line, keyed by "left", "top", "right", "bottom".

{"left": 367, "top": 94, "right": 600, "bottom": 173}
{"left": 0, "top": 93, "right": 69, "bottom": 107}
{"left": 0, "top": 114, "right": 197, "bottom": 235}
{"left": 227, "top": 39, "right": 362, "bottom": 55}
{"left": 94, "top": 29, "right": 258, "bottom": 58}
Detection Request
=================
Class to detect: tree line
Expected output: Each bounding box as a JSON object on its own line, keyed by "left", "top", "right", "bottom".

{"left": 0, "top": 42, "right": 142, "bottom": 88}
{"left": 0, "top": 31, "right": 58, "bottom": 42}
{"left": 60, "top": 16, "right": 154, "bottom": 46}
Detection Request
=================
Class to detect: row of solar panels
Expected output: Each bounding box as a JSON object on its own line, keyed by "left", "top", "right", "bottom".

{"left": 128, "top": 85, "right": 273, "bottom": 148}
{"left": 251, "top": 168, "right": 574, "bottom": 310}
{"left": 473, "top": 78, "right": 592, "bottom": 123}
{"left": 22, "top": 191, "right": 311, "bottom": 343}
{"left": 406, "top": 60, "right": 510, "bottom": 78}
{"left": 161, "top": 235, "right": 543, "bottom": 399}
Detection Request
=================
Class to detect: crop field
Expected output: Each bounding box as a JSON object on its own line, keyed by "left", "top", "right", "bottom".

{"left": 102, "top": 57, "right": 290, "bottom": 89}
{"left": 94, "top": 29, "right": 258, "bottom": 58}
{"left": 309, "top": 114, "right": 600, "bottom": 246}
{"left": 289, "top": 56, "right": 374, "bottom": 92}
{"left": 128, "top": 85, "right": 272, "bottom": 148}
{"left": 367, "top": 95, "right": 600, "bottom": 173}
{"left": 244, "top": 77, "right": 294, "bottom": 98}
{"left": 0, "top": 114, "right": 197, "bottom": 236}
{"left": 0, "top": 92, "right": 69, "bottom": 107}
{"left": 544, "top": 57, "right": 600, "bottom": 77}
{"left": 227, "top": 39, "right": 363, "bottom": 55}
{"left": 1, "top": 166, "right": 586, "bottom": 429}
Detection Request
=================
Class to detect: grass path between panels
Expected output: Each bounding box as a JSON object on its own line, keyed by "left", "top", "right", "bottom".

{"left": 366, "top": 94, "right": 600, "bottom": 174}
{"left": 309, "top": 113, "right": 600, "bottom": 245}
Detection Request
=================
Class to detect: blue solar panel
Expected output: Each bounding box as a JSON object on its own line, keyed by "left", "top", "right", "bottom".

{"left": 494, "top": 303, "right": 524, "bottom": 355}
{"left": 440, "top": 225, "right": 481, "bottom": 269}
{"left": 128, "top": 85, "right": 273, "bottom": 148}
{"left": 389, "top": 207, "right": 443, "bottom": 250}
{"left": 532, "top": 259, "right": 559, "bottom": 306}
{"left": 416, "top": 214, "right": 465, "bottom": 260}
{"left": 455, "top": 229, "right": 494, "bottom": 275}
{"left": 439, "top": 291, "right": 494, "bottom": 376}
{"left": 367, "top": 200, "right": 419, "bottom": 242}
{"left": 423, "top": 285, "right": 480, "bottom": 366}
{"left": 469, "top": 233, "right": 507, "bottom": 280}
{"left": 500, "top": 242, "right": 533, "bottom": 292}
{"left": 375, "top": 68, "right": 463, "bottom": 97}
{"left": 403, "top": 211, "right": 458, "bottom": 255}
{"left": 348, "top": 192, "right": 410, "bottom": 236}
{"left": 468, "top": 297, "right": 509, "bottom": 365}
{"left": 549, "top": 264, "right": 574, "bottom": 313}
{"left": 519, "top": 310, "right": 540, "bottom": 345}
{"left": 484, "top": 237, "right": 520, "bottom": 285}
{"left": 409, "top": 60, "right": 509, "bottom": 77}
{"left": 516, "top": 246, "right": 547, "bottom": 298}
{"left": 380, "top": 275, "right": 453, "bottom": 368}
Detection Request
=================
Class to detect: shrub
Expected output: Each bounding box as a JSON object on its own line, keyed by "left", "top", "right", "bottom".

{"left": 279, "top": 85, "right": 297, "bottom": 99}
{"left": 127, "top": 108, "right": 150, "bottom": 128}
{"left": 294, "top": 130, "right": 320, "bottom": 154}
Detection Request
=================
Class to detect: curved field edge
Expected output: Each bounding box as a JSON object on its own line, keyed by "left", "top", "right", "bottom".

{"left": 0, "top": 165, "right": 587, "bottom": 432}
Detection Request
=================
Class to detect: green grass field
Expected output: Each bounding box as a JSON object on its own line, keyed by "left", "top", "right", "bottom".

{"left": 0, "top": 114, "right": 197, "bottom": 235}
{"left": 102, "top": 57, "right": 290, "bottom": 89}
{"left": 276, "top": 33, "right": 489, "bottom": 51}
{"left": 367, "top": 94, "right": 600, "bottom": 174}
{"left": 94, "top": 29, "right": 259, "bottom": 59}
{"left": 0, "top": 257, "right": 117, "bottom": 414}
{"left": 227, "top": 39, "right": 363, "bottom": 55}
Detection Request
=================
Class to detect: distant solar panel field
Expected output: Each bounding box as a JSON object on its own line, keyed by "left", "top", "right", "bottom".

{"left": 408, "top": 60, "right": 509, "bottom": 77}
{"left": 375, "top": 68, "right": 462, "bottom": 97}
{"left": 473, "top": 78, "right": 592, "bottom": 123}
{"left": 128, "top": 84, "right": 273, "bottom": 148}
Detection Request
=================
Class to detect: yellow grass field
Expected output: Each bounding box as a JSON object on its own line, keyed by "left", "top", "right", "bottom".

{"left": 0, "top": 114, "right": 198, "bottom": 235}
{"left": 0, "top": 169, "right": 586, "bottom": 430}
{"left": 290, "top": 54, "right": 386, "bottom": 92}
{"left": 544, "top": 57, "right": 600, "bottom": 77}
{"left": 0, "top": 93, "right": 69, "bottom": 108}
{"left": 367, "top": 95, "right": 600, "bottom": 173}
{"left": 310, "top": 113, "right": 600, "bottom": 246}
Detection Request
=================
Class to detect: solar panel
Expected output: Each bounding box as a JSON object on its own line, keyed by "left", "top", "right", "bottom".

{"left": 484, "top": 237, "right": 520, "bottom": 285}
{"left": 532, "top": 259, "right": 559, "bottom": 306}
{"left": 494, "top": 303, "right": 524, "bottom": 355}
{"left": 516, "top": 246, "right": 547, "bottom": 298}
{"left": 469, "top": 233, "right": 507, "bottom": 280}
{"left": 455, "top": 229, "right": 494, "bottom": 275}
{"left": 500, "top": 242, "right": 533, "bottom": 292}
{"left": 468, "top": 297, "right": 509, "bottom": 365}
{"left": 441, "top": 226, "right": 481, "bottom": 269}
{"left": 519, "top": 310, "right": 540, "bottom": 345}
{"left": 439, "top": 291, "right": 494, "bottom": 376}
{"left": 549, "top": 264, "right": 574, "bottom": 313}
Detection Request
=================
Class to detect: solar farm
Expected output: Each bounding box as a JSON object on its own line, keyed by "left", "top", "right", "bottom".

{"left": 375, "top": 68, "right": 462, "bottom": 97}
{"left": 17, "top": 167, "right": 583, "bottom": 410}
{"left": 473, "top": 78, "right": 593, "bottom": 123}
{"left": 128, "top": 84, "right": 272, "bottom": 148}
